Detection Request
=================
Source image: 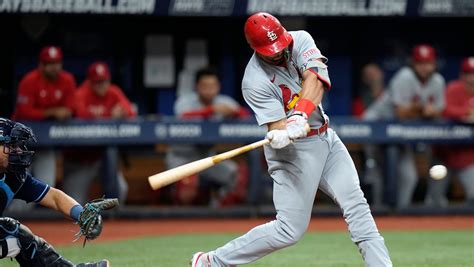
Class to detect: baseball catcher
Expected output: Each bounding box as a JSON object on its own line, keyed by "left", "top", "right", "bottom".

{"left": 0, "top": 118, "right": 117, "bottom": 266}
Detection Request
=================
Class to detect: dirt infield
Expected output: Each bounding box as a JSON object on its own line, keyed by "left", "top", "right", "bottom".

{"left": 24, "top": 216, "right": 474, "bottom": 246}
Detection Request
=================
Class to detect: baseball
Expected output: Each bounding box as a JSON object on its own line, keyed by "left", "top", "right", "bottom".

{"left": 429, "top": 165, "right": 447, "bottom": 180}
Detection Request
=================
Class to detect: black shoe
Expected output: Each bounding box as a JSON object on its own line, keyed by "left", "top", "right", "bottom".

{"left": 76, "top": 259, "right": 110, "bottom": 267}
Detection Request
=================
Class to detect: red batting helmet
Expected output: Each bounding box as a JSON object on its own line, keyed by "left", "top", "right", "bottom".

{"left": 244, "top": 12, "right": 293, "bottom": 56}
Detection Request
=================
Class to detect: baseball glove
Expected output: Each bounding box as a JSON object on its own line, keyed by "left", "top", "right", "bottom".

{"left": 75, "top": 197, "right": 119, "bottom": 246}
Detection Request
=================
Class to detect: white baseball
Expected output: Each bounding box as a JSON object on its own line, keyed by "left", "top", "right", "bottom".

{"left": 429, "top": 165, "right": 447, "bottom": 180}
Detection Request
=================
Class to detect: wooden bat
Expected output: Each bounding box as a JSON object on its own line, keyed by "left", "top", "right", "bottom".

{"left": 148, "top": 138, "right": 269, "bottom": 190}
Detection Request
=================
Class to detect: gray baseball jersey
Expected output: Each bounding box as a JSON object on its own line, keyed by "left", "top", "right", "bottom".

{"left": 167, "top": 92, "right": 239, "bottom": 198}
{"left": 208, "top": 31, "right": 392, "bottom": 267}
{"left": 174, "top": 92, "right": 240, "bottom": 119}
{"left": 388, "top": 67, "right": 445, "bottom": 208}
{"left": 242, "top": 31, "right": 330, "bottom": 129}
{"left": 390, "top": 66, "right": 445, "bottom": 111}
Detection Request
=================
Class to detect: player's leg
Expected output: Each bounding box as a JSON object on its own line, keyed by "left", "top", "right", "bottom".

{"left": 1, "top": 217, "right": 22, "bottom": 260}
{"left": 201, "top": 160, "right": 238, "bottom": 205}
{"left": 30, "top": 149, "right": 56, "bottom": 186}
{"left": 1, "top": 217, "right": 110, "bottom": 267}
{"left": 318, "top": 129, "right": 392, "bottom": 267}
{"left": 204, "top": 137, "right": 329, "bottom": 266}
{"left": 458, "top": 165, "right": 474, "bottom": 204}
{"left": 0, "top": 217, "right": 74, "bottom": 266}
{"left": 396, "top": 145, "right": 418, "bottom": 208}
{"left": 424, "top": 147, "right": 449, "bottom": 207}
{"left": 62, "top": 160, "right": 101, "bottom": 205}
{"left": 424, "top": 170, "right": 450, "bottom": 207}
{"left": 0, "top": 236, "right": 21, "bottom": 259}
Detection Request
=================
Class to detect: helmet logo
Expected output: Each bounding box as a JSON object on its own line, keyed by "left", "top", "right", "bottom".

{"left": 419, "top": 46, "right": 429, "bottom": 57}
{"left": 469, "top": 58, "right": 474, "bottom": 67}
{"left": 48, "top": 47, "right": 58, "bottom": 58}
{"left": 96, "top": 64, "right": 105, "bottom": 75}
{"left": 267, "top": 31, "right": 278, "bottom": 42}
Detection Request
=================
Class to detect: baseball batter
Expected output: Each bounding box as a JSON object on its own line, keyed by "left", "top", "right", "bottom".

{"left": 191, "top": 12, "right": 392, "bottom": 267}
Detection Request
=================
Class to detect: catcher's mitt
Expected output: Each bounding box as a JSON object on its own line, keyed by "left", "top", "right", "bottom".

{"left": 75, "top": 197, "right": 118, "bottom": 246}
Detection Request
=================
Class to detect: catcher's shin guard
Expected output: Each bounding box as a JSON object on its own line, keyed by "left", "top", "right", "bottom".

{"left": 15, "top": 223, "right": 74, "bottom": 267}
{"left": 76, "top": 259, "right": 110, "bottom": 267}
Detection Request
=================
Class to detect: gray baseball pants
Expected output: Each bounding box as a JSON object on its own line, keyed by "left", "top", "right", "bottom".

{"left": 209, "top": 128, "right": 392, "bottom": 266}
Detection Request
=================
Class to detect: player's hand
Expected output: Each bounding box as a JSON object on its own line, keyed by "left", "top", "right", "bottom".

{"left": 45, "top": 107, "right": 72, "bottom": 121}
{"left": 213, "top": 104, "right": 238, "bottom": 117}
{"left": 286, "top": 112, "right": 308, "bottom": 139}
{"left": 422, "top": 105, "right": 439, "bottom": 119}
{"left": 111, "top": 104, "right": 126, "bottom": 119}
{"left": 464, "top": 107, "right": 474, "bottom": 123}
{"left": 266, "top": 129, "right": 291, "bottom": 149}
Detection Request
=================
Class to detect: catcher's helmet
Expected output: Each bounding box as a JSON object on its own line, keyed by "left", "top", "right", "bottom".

{"left": 0, "top": 118, "right": 36, "bottom": 176}
{"left": 244, "top": 12, "right": 293, "bottom": 56}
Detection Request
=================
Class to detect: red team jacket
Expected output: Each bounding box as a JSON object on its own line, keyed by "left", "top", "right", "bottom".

{"left": 74, "top": 82, "right": 136, "bottom": 119}
{"left": 12, "top": 69, "right": 76, "bottom": 120}
{"left": 439, "top": 80, "right": 474, "bottom": 169}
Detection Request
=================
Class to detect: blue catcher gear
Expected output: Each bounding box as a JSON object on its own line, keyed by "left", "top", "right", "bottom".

{"left": 0, "top": 118, "right": 36, "bottom": 179}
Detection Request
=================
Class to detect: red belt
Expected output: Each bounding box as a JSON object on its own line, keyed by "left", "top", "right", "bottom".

{"left": 307, "top": 121, "right": 329, "bottom": 137}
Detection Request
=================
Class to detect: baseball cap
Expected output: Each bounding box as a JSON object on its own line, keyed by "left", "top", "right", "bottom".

{"left": 87, "top": 62, "right": 111, "bottom": 81}
{"left": 461, "top": 57, "right": 474, "bottom": 73}
{"left": 412, "top": 44, "right": 436, "bottom": 62}
{"left": 39, "top": 46, "right": 63, "bottom": 63}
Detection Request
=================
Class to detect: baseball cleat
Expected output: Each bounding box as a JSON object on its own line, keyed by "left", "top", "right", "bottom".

{"left": 76, "top": 259, "right": 110, "bottom": 267}
{"left": 190, "top": 252, "right": 211, "bottom": 267}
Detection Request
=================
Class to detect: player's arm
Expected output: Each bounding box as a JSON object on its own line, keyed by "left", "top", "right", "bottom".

{"left": 73, "top": 89, "right": 94, "bottom": 119}
{"left": 395, "top": 103, "right": 423, "bottom": 119}
{"left": 64, "top": 74, "right": 77, "bottom": 112}
{"left": 267, "top": 118, "right": 286, "bottom": 131}
{"left": 422, "top": 104, "right": 443, "bottom": 119}
{"left": 284, "top": 69, "right": 326, "bottom": 140}
{"left": 15, "top": 79, "right": 47, "bottom": 120}
{"left": 114, "top": 87, "right": 137, "bottom": 118}
{"left": 444, "top": 87, "right": 469, "bottom": 120}
{"left": 300, "top": 68, "right": 325, "bottom": 108}
{"left": 39, "top": 187, "right": 82, "bottom": 220}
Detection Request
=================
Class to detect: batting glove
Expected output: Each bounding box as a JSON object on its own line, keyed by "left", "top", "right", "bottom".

{"left": 286, "top": 112, "right": 308, "bottom": 140}
{"left": 266, "top": 129, "right": 291, "bottom": 149}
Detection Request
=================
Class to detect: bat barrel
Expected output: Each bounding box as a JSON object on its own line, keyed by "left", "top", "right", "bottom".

{"left": 148, "top": 157, "right": 214, "bottom": 190}
{"left": 148, "top": 138, "right": 269, "bottom": 190}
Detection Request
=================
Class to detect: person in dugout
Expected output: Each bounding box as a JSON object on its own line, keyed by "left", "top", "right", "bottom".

{"left": 62, "top": 61, "right": 135, "bottom": 205}
{"left": 0, "top": 118, "right": 116, "bottom": 267}
{"left": 12, "top": 46, "right": 76, "bottom": 188}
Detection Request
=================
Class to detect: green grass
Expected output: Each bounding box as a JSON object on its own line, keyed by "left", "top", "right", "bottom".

{"left": 2, "top": 231, "right": 473, "bottom": 266}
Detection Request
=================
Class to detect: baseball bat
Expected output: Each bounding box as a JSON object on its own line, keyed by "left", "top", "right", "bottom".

{"left": 148, "top": 138, "right": 269, "bottom": 190}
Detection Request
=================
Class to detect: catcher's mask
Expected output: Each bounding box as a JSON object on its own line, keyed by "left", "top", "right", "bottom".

{"left": 0, "top": 118, "right": 36, "bottom": 182}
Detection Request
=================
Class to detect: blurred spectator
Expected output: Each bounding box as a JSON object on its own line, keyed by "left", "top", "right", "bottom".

{"left": 165, "top": 67, "right": 249, "bottom": 207}
{"left": 430, "top": 57, "right": 474, "bottom": 206}
{"left": 62, "top": 61, "right": 135, "bottom": 204}
{"left": 444, "top": 57, "right": 474, "bottom": 122}
{"left": 354, "top": 63, "right": 388, "bottom": 206}
{"left": 12, "top": 46, "right": 76, "bottom": 187}
{"left": 353, "top": 63, "right": 385, "bottom": 117}
{"left": 390, "top": 44, "right": 446, "bottom": 208}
